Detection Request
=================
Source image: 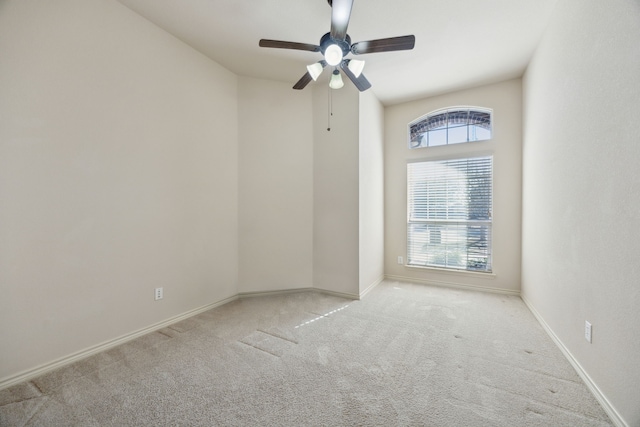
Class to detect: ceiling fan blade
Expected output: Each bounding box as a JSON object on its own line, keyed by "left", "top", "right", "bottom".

{"left": 259, "top": 39, "right": 320, "bottom": 52}
{"left": 340, "top": 61, "right": 371, "bottom": 92}
{"left": 351, "top": 35, "right": 415, "bottom": 54}
{"left": 330, "top": 0, "right": 354, "bottom": 40}
{"left": 293, "top": 72, "right": 314, "bottom": 90}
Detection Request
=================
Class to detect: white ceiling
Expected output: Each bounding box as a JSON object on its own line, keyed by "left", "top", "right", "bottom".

{"left": 117, "top": 0, "right": 558, "bottom": 106}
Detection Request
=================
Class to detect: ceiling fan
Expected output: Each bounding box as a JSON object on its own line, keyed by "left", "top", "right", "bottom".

{"left": 259, "top": 0, "right": 415, "bottom": 92}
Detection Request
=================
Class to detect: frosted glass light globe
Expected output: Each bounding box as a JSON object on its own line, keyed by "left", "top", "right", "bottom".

{"left": 324, "top": 44, "right": 343, "bottom": 66}
{"left": 348, "top": 59, "right": 365, "bottom": 78}
{"left": 329, "top": 70, "right": 344, "bottom": 89}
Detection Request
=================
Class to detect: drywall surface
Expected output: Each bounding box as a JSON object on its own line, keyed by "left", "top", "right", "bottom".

{"left": 312, "top": 84, "right": 360, "bottom": 297}
{"left": 238, "top": 77, "right": 313, "bottom": 293}
{"left": 0, "top": 0, "right": 238, "bottom": 381}
{"left": 384, "top": 80, "right": 523, "bottom": 293}
{"left": 358, "top": 90, "right": 385, "bottom": 294}
{"left": 522, "top": 0, "right": 640, "bottom": 424}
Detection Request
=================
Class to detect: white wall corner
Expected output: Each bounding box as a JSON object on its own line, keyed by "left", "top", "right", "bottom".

{"left": 359, "top": 275, "right": 385, "bottom": 299}
{"left": 521, "top": 295, "right": 627, "bottom": 427}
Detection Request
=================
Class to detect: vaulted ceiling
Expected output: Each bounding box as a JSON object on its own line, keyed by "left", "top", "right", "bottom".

{"left": 117, "top": 0, "right": 558, "bottom": 106}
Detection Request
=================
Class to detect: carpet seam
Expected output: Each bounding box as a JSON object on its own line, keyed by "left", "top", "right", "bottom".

{"left": 237, "top": 340, "right": 281, "bottom": 358}
{"left": 255, "top": 329, "right": 298, "bottom": 345}
{"left": 29, "top": 381, "right": 45, "bottom": 395}
{"left": 471, "top": 355, "right": 582, "bottom": 385}
{"left": 20, "top": 395, "right": 49, "bottom": 427}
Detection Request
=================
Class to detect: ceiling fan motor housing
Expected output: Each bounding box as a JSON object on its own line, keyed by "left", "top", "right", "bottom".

{"left": 319, "top": 32, "right": 351, "bottom": 57}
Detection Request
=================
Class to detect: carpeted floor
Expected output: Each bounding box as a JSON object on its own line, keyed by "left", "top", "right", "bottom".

{"left": 1, "top": 280, "right": 613, "bottom": 426}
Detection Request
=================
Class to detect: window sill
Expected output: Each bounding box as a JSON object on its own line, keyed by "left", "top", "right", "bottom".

{"left": 404, "top": 264, "right": 496, "bottom": 279}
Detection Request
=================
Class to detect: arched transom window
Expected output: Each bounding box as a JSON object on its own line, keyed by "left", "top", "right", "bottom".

{"left": 408, "top": 107, "right": 492, "bottom": 149}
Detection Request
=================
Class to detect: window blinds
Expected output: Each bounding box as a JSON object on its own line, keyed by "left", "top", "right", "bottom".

{"left": 407, "top": 156, "right": 493, "bottom": 272}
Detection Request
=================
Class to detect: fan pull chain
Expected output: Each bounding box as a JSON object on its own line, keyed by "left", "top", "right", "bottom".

{"left": 327, "top": 83, "right": 332, "bottom": 131}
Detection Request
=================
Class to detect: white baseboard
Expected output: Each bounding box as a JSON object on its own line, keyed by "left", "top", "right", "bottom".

{"left": 239, "top": 286, "right": 360, "bottom": 301}
{"left": 312, "top": 287, "right": 360, "bottom": 300}
{"left": 359, "top": 275, "right": 385, "bottom": 299}
{"left": 521, "top": 295, "right": 627, "bottom": 427}
{"left": 238, "top": 287, "right": 315, "bottom": 299}
{"left": 0, "top": 294, "right": 238, "bottom": 391}
{"left": 385, "top": 274, "right": 520, "bottom": 296}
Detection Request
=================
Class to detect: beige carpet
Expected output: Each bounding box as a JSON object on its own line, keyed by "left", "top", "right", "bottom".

{"left": 1, "top": 280, "right": 613, "bottom": 426}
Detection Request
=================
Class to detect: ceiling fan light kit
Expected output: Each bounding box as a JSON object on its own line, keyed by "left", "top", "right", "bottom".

{"left": 329, "top": 69, "right": 345, "bottom": 89}
{"left": 324, "top": 44, "right": 344, "bottom": 66}
{"left": 347, "top": 59, "right": 365, "bottom": 78}
{"left": 259, "top": 0, "right": 415, "bottom": 92}
{"left": 307, "top": 62, "right": 324, "bottom": 81}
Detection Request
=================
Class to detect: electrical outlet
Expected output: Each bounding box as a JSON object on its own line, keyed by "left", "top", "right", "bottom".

{"left": 585, "top": 320, "right": 592, "bottom": 343}
{"left": 155, "top": 287, "right": 163, "bottom": 301}
{"left": 397, "top": 256, "right": 404, "bottom": 265}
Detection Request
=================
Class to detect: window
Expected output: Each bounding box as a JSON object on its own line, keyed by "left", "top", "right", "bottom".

{"left": 409, "top": 107, "right": 492, "bottom": 149}
{"left": 407, "top": 156, "right": 493, "bottom": 272}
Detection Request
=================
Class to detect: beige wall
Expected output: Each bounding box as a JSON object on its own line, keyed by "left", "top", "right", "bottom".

{"left": 312, "top": 84, "right": 360, "bottom": 297}
{"left": 238, "top": 77, "right": 313, "bottom": 293}
{"left": 358, "top": 91, "right": 385, "bottom": 295}
{"left": 0, "top": 0, "right": 238, "bottom": 382}
{"left": 384, "top": 79, "right": 523, "bottom": 293}
{"left": 522, "top": 0, "right": 640, "bottom": 425}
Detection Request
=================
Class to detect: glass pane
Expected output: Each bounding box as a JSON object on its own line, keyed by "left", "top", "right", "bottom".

{"left": 447, "top": 110, "right": 469, "bottom": 127}
{"left": 409, "top": 125, "right": 423, "bottom": 147}
{"left": 427, "top": 112, "right": 448, "bottom": 130}
{"left": 448, "top": 125, "right": 468, "bottom": 144}
{"left": 428, "top": 129, "right": 447, "bottom": 146}
{"left": 409, "top": 137, "right": 421, "bottom": 149}
{"left": 469, "top": 110, "right": 491, "bottom": 127}
{"left": 469, "top": 125, "right": 491, "bottom": 141}
{"left": 407, "top": 222, "right": 492, "bottom": 271}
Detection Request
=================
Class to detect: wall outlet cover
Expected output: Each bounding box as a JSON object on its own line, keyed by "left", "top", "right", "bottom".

{"left": 585, "top": 320, "right": 592, "bottom": 343}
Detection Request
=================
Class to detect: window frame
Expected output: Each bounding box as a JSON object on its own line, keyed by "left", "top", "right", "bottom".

{"left": 408, "top": 106, "right": 493, "bottom": 149}
{"left": 406, "top": 154, "right": 494, "bottom": 273}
